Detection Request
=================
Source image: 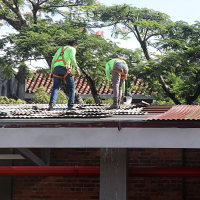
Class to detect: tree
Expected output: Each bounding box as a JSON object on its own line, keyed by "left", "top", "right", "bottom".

{"left": 0, "top": 0, "right": 96, "bottom": 103}
{"left": 78, "top": 4, "right": 200, "bottom": 104}
{"left": 0, "top": 0, "right": 141, "bottom": 104}
{"left": 0, "top": 0, "right": 95, "bottom": 30}
{"left": 136, "top": 21, "right": 200, "bottom": 104}
{"left": 0, "top": 20, "right": 140, "bottom": 103}
{"left": 79, "top": 4, "right": 191, "bottom": 104}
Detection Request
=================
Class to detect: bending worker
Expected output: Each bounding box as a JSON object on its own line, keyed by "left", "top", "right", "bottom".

{"left": 48, "top": 39, "right": 81, "bottom": 111}
{"left": 105, "top": 58, "right": 128, "bottom": 109}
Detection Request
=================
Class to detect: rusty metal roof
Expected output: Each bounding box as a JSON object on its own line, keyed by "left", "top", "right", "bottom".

{"left": 145, "top": 105, "right": 200, "bottom": 121}
{"left": 142, "top": 105, "right": 173, "bottom": 113}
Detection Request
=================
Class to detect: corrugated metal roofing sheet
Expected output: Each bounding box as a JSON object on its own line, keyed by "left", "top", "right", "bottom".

{"left": 142, "top": 105, "right": 173, "bottom": 113}
{"left": 145, "top": 105, "right": 200, "bottom": 121}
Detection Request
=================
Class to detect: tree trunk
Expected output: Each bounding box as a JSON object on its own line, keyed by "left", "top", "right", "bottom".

{"left": 157, "top": 75, "right": 181, "bottom": 105}
{"left": 60, "top": 82, "right": 84, "bottom": 105}
{"left": 80, "top": 66, "right": 102, "bottom": 104}
{"left": 186, "top": 84, "right": 200, "bottom": 104}
{"left": 141, "top": 41, "right": 151, "bottom": 61}
{"left": 140, "top": 38, "right": 181, "bottom": 104}
{"left": 44, "top": 57, "right": 52, "bottom": 68}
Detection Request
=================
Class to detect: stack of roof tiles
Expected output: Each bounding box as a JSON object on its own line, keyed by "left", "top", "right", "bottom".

{"left": 26, "top": 72, "right": 147, "bottom": 95}
{"left": 0, "top": 104, "right": 147, "bottom": 118}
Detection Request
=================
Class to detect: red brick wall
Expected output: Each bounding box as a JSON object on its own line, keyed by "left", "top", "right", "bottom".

{"left": 13, "top": 148, "right": 100, "bottom": 200}
{"left": 183, "top": 149, "right": 200, "bottom": 200}
{"left": 129, "top": 148, "right": 183, "bottom": 200}
{"left": 13, "top": 148, "right": 200, "bottom": 200}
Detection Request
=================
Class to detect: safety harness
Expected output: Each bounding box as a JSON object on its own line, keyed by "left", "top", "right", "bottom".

{"left": 52, "top": 46, "right": 73, "bottom": 83}
{"left": 111, "top": 58, "right": 128, "bottom": 80}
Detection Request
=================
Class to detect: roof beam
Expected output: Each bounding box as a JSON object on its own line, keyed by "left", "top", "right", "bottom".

{"left": 0, "top": 154, "right": 24, "bottom": 159}
{"left": 40, "top": 148, "right": 50, "bottom": 166}
{"left": 15, "top": 148, "right": 47, "bottom": 166}
{"left": 0, "top": 127, "right": 199, "bottom": 148}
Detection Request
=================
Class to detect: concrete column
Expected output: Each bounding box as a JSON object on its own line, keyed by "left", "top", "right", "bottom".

{"left": 16, "top": 69, "right": 25, "bottom": 100}
{"left": 100, "top": 148, "right": 129, "bottom": 200}
{"left": 0, "top": 149, "right": 13, "bottom": 200}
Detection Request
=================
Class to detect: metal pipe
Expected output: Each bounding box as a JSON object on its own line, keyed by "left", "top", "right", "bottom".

{"left": 0, "top": 166, "right": 200, "bottom": 177}
{"left": 0, "top": 166, "right": 100, "bottom": 177}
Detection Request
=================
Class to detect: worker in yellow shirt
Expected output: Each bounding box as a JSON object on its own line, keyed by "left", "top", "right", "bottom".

{"left": 105, "top": 58, "right": 128, "bottom": 109}
{"left": 48, "top": 39, "right": 80, "bottom": 111}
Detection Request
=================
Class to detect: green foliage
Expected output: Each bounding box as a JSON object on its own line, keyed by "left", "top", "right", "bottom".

{"left": 56, "top": 90, "right": 68, "bottom": 104}
{"left": 30, "top": 87, "right": 50, "bottom": 104}
{"left": 84, "top": 97, "right": 95, "bottom": 104}
{"left": 0, "top": 96, "right": 16, "bottom": 104}
{"left": 0, "top": 0, "right": 97, "bottom": 28}
{"left": 16, "top": 99, "right": 27, "bottom": 104}
{"left": 82, "top": 5, "right": 172, "bottom": 42}
{"left": 102, "top": 98, "right": 113, "bottom": 104}
{"left": 3, "top": 1, "right": 200, "bottom": 105}
{"left": 0, "top": 1, "right": 142, "bottom": 104}
{"left": 0, "top": 20, "right": 139, "bottom": 102}
{"left": 84, "top": 97, "right": 113, "bottom": 104}
{"left": 134, "top": 21, "right": 200, "bottom": 104}
{"left": 86, "top": 4, "right": 200, "bottom": 104}
{"left": 0, "top": 0, "right": 96, "bottom": 78}
{"left": 193, "top": 97, "right": 200, "bottom": 105}
{"left": 151, "top": 98, "right": 175, "bottom": 105}
{"left": 18, "top": 62, "right": 36, "bottom": 78}
{"left": 0, "top": 96, "right": 26, "bottom": 104}
{"left": 30, "top": 86, "right": 68, "bottom": 104}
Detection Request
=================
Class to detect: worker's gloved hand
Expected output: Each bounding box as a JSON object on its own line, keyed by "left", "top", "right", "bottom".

{"left": 109, "top": 82, "right": 113, "bottom": 89}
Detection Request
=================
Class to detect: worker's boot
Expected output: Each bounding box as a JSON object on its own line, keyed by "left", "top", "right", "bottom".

{"left": 47, "top": 104, "right": 53, "bottom": 111}
{"left": 108, "top": 98, "right": 119, "bottom": 109}
{"left": 118, "top": 98, "right": 123, "bottom": 109}
{"left": 121, "top": 96, "right": 125, "bottom": 105}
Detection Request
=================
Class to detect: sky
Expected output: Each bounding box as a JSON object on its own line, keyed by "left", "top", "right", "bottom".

{"left": 1, "top": 0, "right": 200, "bottom": 69}
{"left": 101, "top": 0, "right": 200, "bottom": 24}
{"left": 99, "top": 0, "right": 200, "bottom": 50}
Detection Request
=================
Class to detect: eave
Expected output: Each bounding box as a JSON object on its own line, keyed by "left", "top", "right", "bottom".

{"left": 0, "top": 117, "right": 200, "bottom": 149}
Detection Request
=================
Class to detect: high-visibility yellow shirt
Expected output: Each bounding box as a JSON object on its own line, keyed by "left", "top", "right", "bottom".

{"left": 51, "top": 46, "right": 78, "bottom": 72}
{"left": 105, "top": 59, "right": 126, "bottom": 93}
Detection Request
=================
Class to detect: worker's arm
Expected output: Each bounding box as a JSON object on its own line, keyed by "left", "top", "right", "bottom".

{"left": 69, "top": 48, "right": 81, "bottom": 77}
{"left": 122, "top": 81, "right": 125, "bottom": 93}
{"left": 69, "top": 48, "right": 78, "bottom": 68}
{"left": 105, "top": 62, "right": 113, "bottom": 89}
{"left": 105, "top": 63, "right": 112, "bottom": 82}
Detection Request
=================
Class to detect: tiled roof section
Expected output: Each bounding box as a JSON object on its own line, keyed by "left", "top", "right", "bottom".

{"left": 26, "top": 73, "right": 53, "bottom": 94}
{"left": 26, "top": 72, "right": 146, "bottom": 95}
{"left": 131, "top": 76, "right": 146, "bottom": 95}
{"left": 26, "top": 73, "right": 113, "bottom": 95}
{"left": 145, "top": 105, "right": 200, "bottom": 121}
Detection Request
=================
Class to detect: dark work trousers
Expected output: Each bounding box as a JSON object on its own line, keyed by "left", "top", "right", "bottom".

{"left": 111, "top": 63, "right": 128, "bottom": 100}
{"left": 49, "top": 66, "right": 75, "bottom": 108}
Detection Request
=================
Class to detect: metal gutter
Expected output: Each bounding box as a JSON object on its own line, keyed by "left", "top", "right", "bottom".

{"left": 0, "top": 120, "right": 200, "bottom": 128}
